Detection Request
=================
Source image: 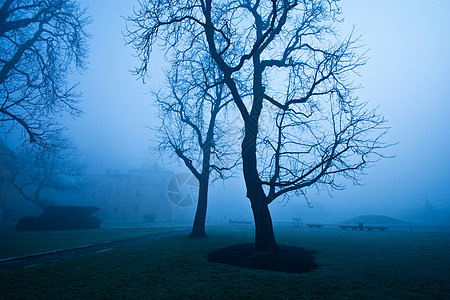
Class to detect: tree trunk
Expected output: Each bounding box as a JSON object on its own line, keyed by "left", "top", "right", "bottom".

{"left": 189, "top": 176, "right": 208, "bottom": 238}
{"left": 251, "top": 197, "right": 278, "bottom": 254}
{"left": 242, "top": 116, "right": 278, "bottom": 254}
{"left": 239, "top": 50, "right": 279, "bottom": 254}
{"left": 34, "top": 185, "right": 42, "bottom": 207}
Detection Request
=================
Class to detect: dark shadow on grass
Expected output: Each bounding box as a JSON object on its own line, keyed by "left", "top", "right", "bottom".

{"left": 207, "top": 243, "right": 318, "bottom": 274}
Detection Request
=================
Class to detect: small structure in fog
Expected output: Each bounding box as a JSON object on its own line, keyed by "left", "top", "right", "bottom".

{"left": 16, "top": 206, "right": 100, "bottom": 231}
{"left": 0, "top": 139, "right": 41, "bottom": 228}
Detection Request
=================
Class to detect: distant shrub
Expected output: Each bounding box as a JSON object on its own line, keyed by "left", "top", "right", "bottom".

{"left": 16, "top": 216, "right": 39, "bottom": 231}
{"left": 143, "top": 213, "right": 156, "bottom": 223}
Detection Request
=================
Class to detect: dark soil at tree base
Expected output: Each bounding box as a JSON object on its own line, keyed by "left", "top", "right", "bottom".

{"left": 208, "top": 243, "right": 318, "bottom": 274}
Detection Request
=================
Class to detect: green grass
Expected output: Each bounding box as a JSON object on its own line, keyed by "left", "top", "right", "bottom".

{"left": 0, "top": 225, "right": 449, "bottom": 299}
{"left": 0, "top": 227, "right": 183, "bottom": 259}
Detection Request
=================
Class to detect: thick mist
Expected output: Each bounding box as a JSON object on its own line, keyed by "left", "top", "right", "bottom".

{"left": 62, "top": 0, "right": 450, "bottom": 224}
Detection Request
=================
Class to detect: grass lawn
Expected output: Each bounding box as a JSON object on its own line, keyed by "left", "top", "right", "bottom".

{"left": 0, "top": 225, "right": 449, "bottom": 299}
{"left": 0, "top": 227, "right": 185, "bottom": 259}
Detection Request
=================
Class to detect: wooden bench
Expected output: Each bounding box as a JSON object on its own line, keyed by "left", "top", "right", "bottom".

{"left": 339, "top": 225, "right": 361, "bottom": 230}
{"left": 306, "top": 224, "right": 323, "bottom": 228}
{"left": 339, "top": 224, "right": 388, "bottom": 231}
{"left": 229, "top": 219, "right": 252, "bottom": 224}
{"left": 365, "top": 226, "right": 388, "bottom": 231}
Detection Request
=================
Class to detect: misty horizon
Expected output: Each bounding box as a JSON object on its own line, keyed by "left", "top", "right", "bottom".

{"left": 2, "top": 0, "right": 449, "bottom": 226}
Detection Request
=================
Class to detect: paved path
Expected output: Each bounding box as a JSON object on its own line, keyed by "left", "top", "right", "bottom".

{"left": 0, "top": 228, "right": 189, "bottom": 273}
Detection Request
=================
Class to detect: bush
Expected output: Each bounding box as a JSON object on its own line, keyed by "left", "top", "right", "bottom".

{"left": 143, "top": 213, "right": 156, "bottom": 223}
{"left": 16, "top": 216, "right": 39, "bottom": 231}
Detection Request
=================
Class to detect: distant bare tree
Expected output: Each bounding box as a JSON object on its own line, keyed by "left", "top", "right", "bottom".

{"left": 155, "top": 47, "right": 237, "bottom": 238}
{"left": 10, "top": 134, "right": 86, "bottom": 208}
{"left": 0, "top": 0, "right": 89, "bottom": 146}
{"left": 128, "top": 0, "right": 389, "bottom": 254}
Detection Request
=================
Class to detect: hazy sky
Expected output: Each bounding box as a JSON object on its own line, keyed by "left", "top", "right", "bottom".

{"left": 66, "top": 0, "right": 450, "bottom": 222}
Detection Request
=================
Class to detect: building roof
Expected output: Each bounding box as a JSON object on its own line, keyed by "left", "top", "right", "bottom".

{"left": 129, "top": 163, "right": 174, "bottom": 174}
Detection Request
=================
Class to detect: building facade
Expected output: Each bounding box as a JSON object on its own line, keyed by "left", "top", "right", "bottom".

{"left": 88, "top": 165, "right": 175, "bottom": 222}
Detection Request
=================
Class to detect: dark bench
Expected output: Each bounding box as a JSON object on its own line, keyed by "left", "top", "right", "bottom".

{"left": 365, "top": 226, "right": 388, "bottom": 231}
{"left": 339, "top": 224, "right": 388, "bottom": 231}
{"left": 339, "top": 225, "right": 360, "bottom": 230}
{"left": 306, "top": 224, "right": 323, "bottom": 228}
{"left": 229, "top": 219, "right": 252, "bottom": 224}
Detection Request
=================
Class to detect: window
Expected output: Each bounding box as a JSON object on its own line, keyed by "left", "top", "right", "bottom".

{"left": 134, "top": 205, "right": 139, "bottom": 212}
{"left": 135, "top": 190, "right": 140, "bottom": 198}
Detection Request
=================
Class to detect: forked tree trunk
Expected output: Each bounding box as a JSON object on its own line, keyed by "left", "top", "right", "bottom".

{"left": 189, "top": 175, "right": 209, "bottom": 238}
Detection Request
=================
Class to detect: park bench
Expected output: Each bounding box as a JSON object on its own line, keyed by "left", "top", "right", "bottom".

{"left": 339, "top": 223, "right": 389, "bottom": 231}
{"left": 306, "top": 224, "right": 323, "bottom": 228}
{"left": 339, "top": 223, "right": 365, "bottom": 230}
{"left": 229, "top": 219, "right": 252, "bottom": 224}
{"left": 365, "top": 226, "right": 388, "bottom": 231}
{"left": 339, "top": 225, "right": 360, "bottom": 230}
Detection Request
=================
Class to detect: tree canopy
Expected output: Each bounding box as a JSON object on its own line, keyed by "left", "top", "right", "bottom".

{"left": 128, "top": 0, "right": 388, "bottom": 254}
{"left": 0, "top": 0, "right": 89, "bottom": 146}
{"left": 155, "top": 46, "right": 237, "bottom": 237}
{"left": 9, "top": 134, "right": 86, "bottom": 208}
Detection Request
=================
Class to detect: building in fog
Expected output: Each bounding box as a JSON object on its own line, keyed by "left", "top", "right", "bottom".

{"left": 88, "top": 165, "right": 175, "bottom": 222}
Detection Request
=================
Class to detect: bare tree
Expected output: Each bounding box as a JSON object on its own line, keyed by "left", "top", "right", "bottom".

{"left": 0, "top": 0, "right": 89, "bottom": 146}
{"left": 155, "top": 47, "right": 236, "bottom": 238}
{"left": 128, "top": 0, "right": 388, "bottom": 254}
{"left": 9, "top": 134, "right": 86, "bottom": 209}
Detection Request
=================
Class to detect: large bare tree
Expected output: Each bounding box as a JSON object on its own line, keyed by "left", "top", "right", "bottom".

{"left": 128, "top": 0, "right": 388, "bottom": 254}
{"left": 154, "top": 46, "right": 236, "bottom": 238}
{"left": 0, "top": 0, "right": 89, "bottom": 146}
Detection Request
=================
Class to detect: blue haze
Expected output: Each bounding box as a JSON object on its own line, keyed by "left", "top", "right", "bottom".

{"left": 65, "top": 1, "right": 450, "bottom": 223}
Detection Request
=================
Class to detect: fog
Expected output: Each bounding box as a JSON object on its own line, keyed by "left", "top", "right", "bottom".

{"left": 60, "top": 0, "right": 450, "bottom": 224}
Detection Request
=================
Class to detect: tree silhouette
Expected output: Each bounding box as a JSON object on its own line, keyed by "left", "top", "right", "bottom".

{"left": 154, "top": 49, "right": 236, "bottom": 238}
{"left": 128, "top": 0, "right": 388, "bottom": 254}
{"left": 0, "top": 0, "right": 89, "bottom": 146}
{"left": 9, "top": 134, "right": 86, "bottom": 209}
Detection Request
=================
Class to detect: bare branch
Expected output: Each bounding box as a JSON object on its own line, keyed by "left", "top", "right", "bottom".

{"left": 0, "top": 0, "right": 90, "bottom": 146}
